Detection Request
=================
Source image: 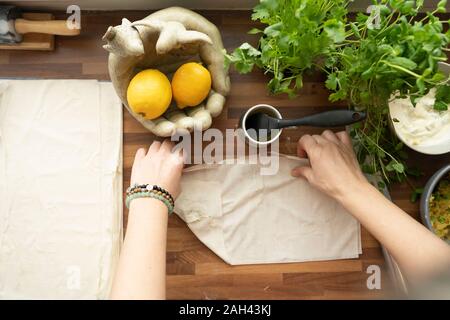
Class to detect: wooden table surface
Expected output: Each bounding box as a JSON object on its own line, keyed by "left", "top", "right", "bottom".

{"left": 1, "top": 10, "right": 448, "bottom": 300}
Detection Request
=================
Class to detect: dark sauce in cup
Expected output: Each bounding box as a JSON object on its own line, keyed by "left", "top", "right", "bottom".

{"left": 244, "top": 109, "right": 280, "bottom": 142}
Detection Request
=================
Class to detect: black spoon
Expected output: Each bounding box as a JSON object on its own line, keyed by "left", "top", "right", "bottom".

{"left": 245, "top": 109, "right": 366, "bottom": 140}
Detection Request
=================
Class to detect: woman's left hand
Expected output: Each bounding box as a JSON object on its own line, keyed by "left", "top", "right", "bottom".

{"left": 130, "top": 140, "right": 184, "bottom": 199}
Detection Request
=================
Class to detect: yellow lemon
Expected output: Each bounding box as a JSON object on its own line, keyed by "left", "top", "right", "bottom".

{"left": 127, "top": 69, "right": 172, "bottom": 120}
{"left": 172, "top": 62, "right": 212, "bottom": 108}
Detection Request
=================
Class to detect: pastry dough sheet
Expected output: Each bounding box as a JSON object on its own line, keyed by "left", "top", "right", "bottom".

{"left": 175, "top": 156, "right": 361, "bottom": 265}
{"left": 0, "top": 80, "right": 123, "bottom": 299}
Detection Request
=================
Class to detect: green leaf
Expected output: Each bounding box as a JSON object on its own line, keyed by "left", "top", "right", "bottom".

{"left": 251, "top": 8, "right": 269, "bottom": 21}
{"left": 395, "top": 142, "right": 404, "bottom": 151}
{"left": 295, "top": 75, "right": 303, "bottom": 89}
{"left": 435, "top": 85, "right": 450, "bottom": 103}
{"left": 416, "top": 77, "right": 425, "bottom": 94}
{"left": 270, "top": 77, "right": 296, "bottom": 98}
{"left": 361, "top": 67, "right": 374, "bottom": 81}
{"left": 410, "top": 95, "right": 419, "bottom": 107}
{"left": 416, "top": 0, "right": 424, "bottom": 9}
{"left": 362, "top": 164, "right": 376, "bottom": 174}
{"left": 399, "top": 1, "right": 416, "bottom": 15}
{"left": 350, "top": 22, "right": 361, "bottom": 39}
{"left": 431, "top": 72, "right": 446, "bottom": 82}
{"left": 392, "top": 162, "right": 405, "bottom": 173}
{"left": 379, "top": 5, "right": 391, "bottom": 16}
{"left": 264, "top": 22, "right": 283, "bottom": 37}
{"left": 386, "top": 160, "right": 405, "bottom": 173}
{"left": 378, "top": 44, "right": 393, "bottom": 54}
{"left": 360, "top": 91, "right": 371, "bottom": 104}
{"left": 434, "top": 100, "right": 448, "bottom": 111}
{"left": 329, "top": 90, "right": 346, "bottom": 102}
{"left": 225, "top": 43, "right": 261, "bottom": 74}
{"left": 377, "top": 148, "right": 386, "bottom": 159}
{"left": 356, "top": 12, "right": 368, "bottom": 24}
{"left": 388, "top": 57, "right": 418, "bottom": 70}
{"left": 248, "top": 28, "right": 263, "bottom": 35}
{"left": 437, "top": 0, "right": 447, "bottom": 13}
{"left": 251, "top": 0, "right": 278, "bottom": 21}
{"left": 406, "top": 167, "right": 423, "bottom": 177}
{"left": 268, "top": 77, "right": 280, "bottom": 94}
{"left": 323, "top": 19, "right": 346, "bottom": 43}
{"left": 239, "top": 43, "right": 261, "bottom": 56}
{"left": 410, "top": 187, "right": 424, "bottom": 203}
{"left": 325, "top": 73, "right": 338, "bottom": 90}
{"left": 378, "top": 181, "right": 386, "bottom": 189}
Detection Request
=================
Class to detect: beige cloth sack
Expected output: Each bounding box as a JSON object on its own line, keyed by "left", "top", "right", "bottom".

{"left": 0, "top": 80, "right": 123, "bottom": 299}
{"left": 175, "top": 155, "right": 361, "bottom": 265}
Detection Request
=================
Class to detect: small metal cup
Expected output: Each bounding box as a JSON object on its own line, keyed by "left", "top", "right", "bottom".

{"left": 238, "top": 104, "right": 283, "bottom": 146}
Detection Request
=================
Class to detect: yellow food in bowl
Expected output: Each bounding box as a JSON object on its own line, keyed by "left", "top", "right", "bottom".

{"left": 127, "top": 69, "right": 172, "bottom": 120}
{"left": 429, "top": 173, "right": 450, "bottom": 240}
{"left": 172, "top": 62, "right": 211, "bottom": 109}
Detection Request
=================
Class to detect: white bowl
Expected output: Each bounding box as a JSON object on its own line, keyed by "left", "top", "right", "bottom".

{"left": 388, "top": 100, "right": 450, "bottom": 155}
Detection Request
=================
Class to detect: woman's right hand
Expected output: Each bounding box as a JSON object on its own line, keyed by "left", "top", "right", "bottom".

{"left": 291, "top": 130, "right": 370, "bottom": 203}
{"left": 130, "top": 140, "right": 184, "bottom": 199}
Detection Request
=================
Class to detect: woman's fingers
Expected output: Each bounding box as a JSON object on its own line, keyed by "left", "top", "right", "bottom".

{"left": 336, "top": 131, "right": 352, "bottom": 147}
{"left": 131, "top": 148, "right": 146, "bottom": 184}
{"left": 147, "top": 141, "right": 161, "bottom": 156}
{"left": 170, "top": 147, "right": 185, "bottom": 167}
{"left": 159, "top": 139, "right": 174, "bottom": 154}
{"left": 322, "top": 130, "right": 339, "bottom": 143}
{"left": 291, "top": 165, "right": 314, "bottom": 182}
{"left": 312, "top": 134, "right": 327, "bottom": 144}
{"left": 297, "top": 135, "right": 316, "bottom": 158}
{"left": 296, "top": 145, "right": 308, "bottom": 159}
{"left": 177, "top": 146, "right": 186, "bottom": 162}
{"left": 133, "top": 148, "right": 146, "bottom": 164}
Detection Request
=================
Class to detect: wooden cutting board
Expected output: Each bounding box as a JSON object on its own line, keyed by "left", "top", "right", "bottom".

{"left": 0, "top": 13, "right": 54, "bottom": 51}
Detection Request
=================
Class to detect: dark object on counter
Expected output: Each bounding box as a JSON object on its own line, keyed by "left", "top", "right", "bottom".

{"left": 0, "top": 5, "right": 79, "bottom": 44}
{"left": 420, "top": 164, "right": 450, "bottom": 243}
{"left": 245, "top": 109, "right": 366, "bottom": 140}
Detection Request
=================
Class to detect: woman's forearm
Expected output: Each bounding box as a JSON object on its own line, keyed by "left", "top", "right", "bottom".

{"left": 110, "top": 198, "right": 168, "bottom": 300}
{"left": 339, "top": 182, "right": 450, "bottom": 284}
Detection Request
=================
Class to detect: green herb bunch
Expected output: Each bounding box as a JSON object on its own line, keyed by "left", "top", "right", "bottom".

{"left": 226, "top": 0, "right": 351, "bottom": 97}
{"left": 225, "top": 0, "right": 450, "bottom": 189}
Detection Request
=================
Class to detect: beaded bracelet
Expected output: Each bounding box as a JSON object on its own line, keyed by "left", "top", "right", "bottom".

{"left": 125, "top": 184, "right": 175, "bottom": 214}
{"left": 126, "top": 184, "right": 174, "bottom": 205}
{"left": 125, "top": 191, "right": 174, "bottom": 214}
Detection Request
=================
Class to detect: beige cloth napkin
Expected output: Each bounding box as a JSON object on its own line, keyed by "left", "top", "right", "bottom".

{"left": 0, "top": 80, "right": 123, "bottom": 299}
{"left": 175, "top": 155, "right": 361, "bottom": 265}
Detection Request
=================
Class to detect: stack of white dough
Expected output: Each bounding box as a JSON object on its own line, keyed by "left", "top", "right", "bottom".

{"left": 0, "top": 80, "right": 123, "bottom": 299}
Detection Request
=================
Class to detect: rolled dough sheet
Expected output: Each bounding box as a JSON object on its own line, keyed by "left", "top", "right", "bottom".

{"left": 0, "top": 79, "right": 123, "bottom": 299}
